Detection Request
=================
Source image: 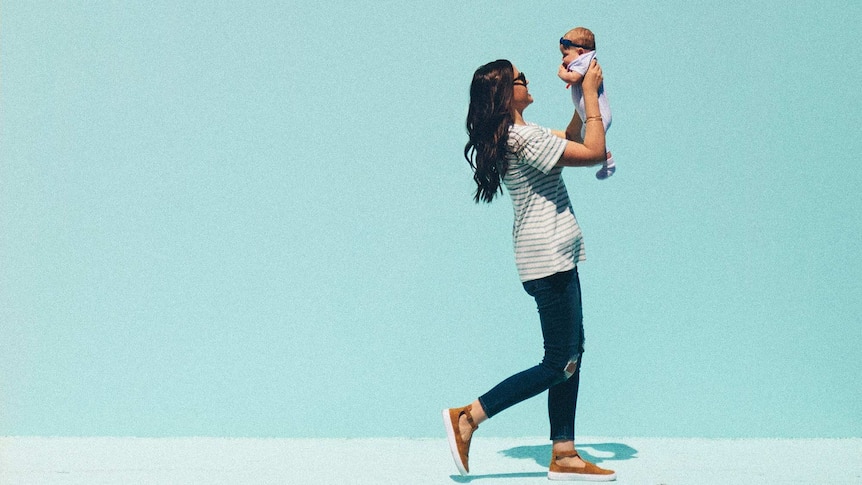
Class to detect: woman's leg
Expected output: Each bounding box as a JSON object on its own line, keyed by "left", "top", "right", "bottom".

{"left": 544, "top": 268, "right": 595, "bottom": 470}
{"left": 446, "top": 269, "right": 589, "bottom": 475}
{"left": 476, "top": 269, "right": 583, "bottom": 425}
{"left": 547, "top": 267, "right": 585, "bottom": 442}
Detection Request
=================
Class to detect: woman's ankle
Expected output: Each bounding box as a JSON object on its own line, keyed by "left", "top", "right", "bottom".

{"left": 552, "top": 439, "right": 575, "bottom": 453}
{"left": 469, "top": 399, "right": 488, "bottom": 425}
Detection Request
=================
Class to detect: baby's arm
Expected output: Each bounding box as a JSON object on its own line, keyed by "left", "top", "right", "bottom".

{"left": 558, "top": 64, "right": 585, "bottom": 84}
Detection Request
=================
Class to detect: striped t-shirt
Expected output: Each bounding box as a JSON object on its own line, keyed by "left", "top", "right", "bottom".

{"left": 502, "top": 123, "right": 585, "bottom": 282}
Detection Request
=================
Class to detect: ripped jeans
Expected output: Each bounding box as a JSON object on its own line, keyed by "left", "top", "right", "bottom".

{"left": 478, "top": 268, "right": 586, "bottom": 441}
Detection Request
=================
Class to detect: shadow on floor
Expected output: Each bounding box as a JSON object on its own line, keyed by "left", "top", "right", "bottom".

{"left": 500, "top": 442, "right": 638, "bottom": 467}
{"left": 450, "top": 471, "right": 548, "bottom": 483}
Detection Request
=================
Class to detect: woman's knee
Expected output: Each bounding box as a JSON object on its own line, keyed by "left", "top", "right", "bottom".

{"left": 543, "top": 351, "right": 581, "bottom": 381}
{"left": 562, "top": 353, "right": 581, "bottom": 379}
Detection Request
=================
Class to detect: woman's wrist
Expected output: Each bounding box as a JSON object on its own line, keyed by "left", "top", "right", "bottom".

{"left": 582, "top": 96, "right": 601, "bottom": 118}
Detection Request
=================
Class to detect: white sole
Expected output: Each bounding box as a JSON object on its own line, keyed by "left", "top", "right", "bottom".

{"left": 548, "top": 470, "right": 617, "bottom": 481}
{"left": 441, "top": 409, "right": 468, "bottom": 476}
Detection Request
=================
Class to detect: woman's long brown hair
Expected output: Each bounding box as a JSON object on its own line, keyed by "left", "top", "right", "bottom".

{"left": 464, "top": 60, "right": 514, "bottom": 203}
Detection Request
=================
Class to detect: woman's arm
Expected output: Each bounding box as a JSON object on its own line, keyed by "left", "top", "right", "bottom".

{"left": 564, "top": 111, "right": 583, "bottom": 143}
{"left": 551, "top": 112, "right": 582, "bottom": 141}
{"left": 556, "top": 60, "right": 606, "bottom": 167}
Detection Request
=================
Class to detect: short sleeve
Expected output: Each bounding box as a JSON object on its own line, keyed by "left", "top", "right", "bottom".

{"left": 508, "top": 124, "right": 567, "bottom": 175}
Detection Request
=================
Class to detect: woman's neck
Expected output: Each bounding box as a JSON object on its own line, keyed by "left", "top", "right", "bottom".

{"left": 512, "top": 109, "right": 526, "bottom": 125}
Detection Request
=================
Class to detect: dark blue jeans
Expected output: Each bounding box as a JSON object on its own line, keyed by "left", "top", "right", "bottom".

{"left": 478, "top": 268, "right": 586, "bottom": 441}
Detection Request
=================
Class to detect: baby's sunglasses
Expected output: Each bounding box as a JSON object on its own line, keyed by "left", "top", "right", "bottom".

{"left": 559, "top": 37, "right": 591, "bottom": 50}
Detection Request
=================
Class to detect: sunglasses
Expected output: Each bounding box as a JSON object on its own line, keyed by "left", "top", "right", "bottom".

{"left": 513, "top": 72, "right": 528, "bottom": 86}
{"left": 559, "top": 37, "right": 592, "bottom": 50}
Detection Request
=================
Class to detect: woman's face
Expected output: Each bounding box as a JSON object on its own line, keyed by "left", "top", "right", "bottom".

{"left": 511, "top": 66, "right": 533, "bottom": 112}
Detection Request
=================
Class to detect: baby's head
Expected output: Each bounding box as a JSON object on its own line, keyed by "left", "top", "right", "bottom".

{"left": 560, "top": 27, "right": 596, "bottom": 65}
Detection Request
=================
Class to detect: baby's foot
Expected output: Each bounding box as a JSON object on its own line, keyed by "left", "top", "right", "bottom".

{"left": 596, "top": 151, "right": 615, "bottom": 180}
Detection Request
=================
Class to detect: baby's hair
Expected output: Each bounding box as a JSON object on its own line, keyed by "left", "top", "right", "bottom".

{"left": 562, "top": 27, "right": 596, "bottom": 50}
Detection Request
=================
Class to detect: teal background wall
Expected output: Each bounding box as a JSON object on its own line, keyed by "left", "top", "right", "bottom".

{"left": 2, "top": 1, "right": 860, "bottom": 438}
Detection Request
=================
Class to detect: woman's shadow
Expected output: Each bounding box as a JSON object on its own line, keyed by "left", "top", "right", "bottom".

{"left": 450, "top": 442, "right": 637, "bottom": 483}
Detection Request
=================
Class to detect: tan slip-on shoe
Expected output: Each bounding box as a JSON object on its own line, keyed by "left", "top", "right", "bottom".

{"left": 442, "top": 405, "right": 478, "bottom": 475}
{"left": 548, "top": 449, "right": 616, "bottom": 481}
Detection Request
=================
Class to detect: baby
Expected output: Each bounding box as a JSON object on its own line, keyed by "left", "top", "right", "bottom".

{"left": 558, "top": 27, "right": 615, "bottom": 179}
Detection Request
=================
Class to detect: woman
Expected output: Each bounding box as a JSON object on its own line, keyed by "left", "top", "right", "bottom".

{"left": 442, "top": 59, "right": 616, "bottom": 482}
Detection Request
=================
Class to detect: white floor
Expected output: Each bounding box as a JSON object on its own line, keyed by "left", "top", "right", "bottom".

{"left": 1, "top": 436, "right": 860, "bottom": 484}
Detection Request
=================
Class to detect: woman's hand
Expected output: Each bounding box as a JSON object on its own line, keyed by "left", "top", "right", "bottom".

{"left": 581, "top": 59, "right": 603, "bottom": 93}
